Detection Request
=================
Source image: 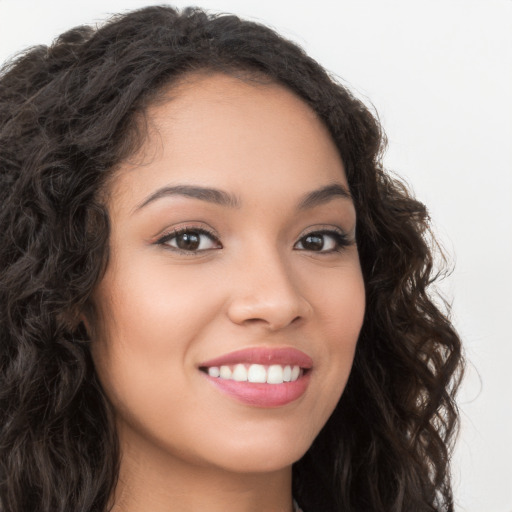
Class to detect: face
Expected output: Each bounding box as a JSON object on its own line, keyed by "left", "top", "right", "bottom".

{"left": 91, "top": 73, "right": 365, "bottom": 476}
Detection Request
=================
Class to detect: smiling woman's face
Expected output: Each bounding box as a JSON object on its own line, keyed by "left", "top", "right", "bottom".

{"left": 91, "top": 73, "right": 365, "bottom": 477}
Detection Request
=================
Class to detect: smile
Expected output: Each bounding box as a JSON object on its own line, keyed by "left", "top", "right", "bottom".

{"left": 204, "top": 363, "right": 303, "bottom": 384}
{"left": 199, "top": 347, "right": 313, "bottom": 407}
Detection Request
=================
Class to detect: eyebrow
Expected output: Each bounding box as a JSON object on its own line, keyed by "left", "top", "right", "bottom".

{"left": 297, "top": 183, "right": 352, "bottom": 210}
{"left": 135, "top": 184, "right": 241, "bottom": 211}
{"left": 134, "top": 182, "right": 351, "bottom": 212}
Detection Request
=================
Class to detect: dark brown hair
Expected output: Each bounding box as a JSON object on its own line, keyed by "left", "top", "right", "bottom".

{"left": 0, "top": 6, "right": 463, "bottom": 512}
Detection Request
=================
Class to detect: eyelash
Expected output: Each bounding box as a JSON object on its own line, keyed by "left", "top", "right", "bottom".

{"left": 155, "top": 227, "right": 351, "bottom": 255}
{"left": 294, "top": 229, "right": 351, "bottom": 253}
{"left": 156, "top": 227, "right": 220, "bottom": 254}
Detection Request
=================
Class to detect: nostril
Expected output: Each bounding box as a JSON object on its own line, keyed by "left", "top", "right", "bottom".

{"left": 242, "top": 314, "right": 303, "bottom": 331}
{"left": 226, "top": 285, "right": 312, "bottom": 330}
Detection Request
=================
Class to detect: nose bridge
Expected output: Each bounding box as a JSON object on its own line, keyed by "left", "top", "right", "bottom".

{"left": 226, "top": 240, "right": 311, "bottom": 330}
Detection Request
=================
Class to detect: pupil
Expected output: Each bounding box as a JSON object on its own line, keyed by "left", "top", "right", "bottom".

{"left": 177, "top": 232, "right": 200, "bottom": 250}
{"left": 304, "top": 234, "right": 324, "bottom": 250}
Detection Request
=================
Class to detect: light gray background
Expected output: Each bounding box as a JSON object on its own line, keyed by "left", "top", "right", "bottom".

{"left": 1, "top": 1, "right": 510, "bottom": 510}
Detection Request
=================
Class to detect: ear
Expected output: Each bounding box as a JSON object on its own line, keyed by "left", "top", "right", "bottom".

{"left": 76, "top": 310, "right": 96, "bottom": 341}
{"left": 56, "top": 305, "right": 93, "bottom": 341}
{"left": 78, "top": 313, "right": 91, "bottom": 333}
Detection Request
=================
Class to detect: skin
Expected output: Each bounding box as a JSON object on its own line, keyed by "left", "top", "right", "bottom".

{"left": 91, "top": 73, "right": 366, "bottom": 512}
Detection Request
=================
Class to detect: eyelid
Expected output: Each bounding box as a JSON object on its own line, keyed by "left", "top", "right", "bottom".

{"left": 294, "top": 226, "right": 352, "bottom": 252}
{"left": 154, "top": 224, "right": 222, "bottom": 254}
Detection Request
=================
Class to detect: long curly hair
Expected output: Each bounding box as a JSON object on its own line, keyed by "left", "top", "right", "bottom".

{"left": 0, "top": 6, "right": 463, "bottom": 512}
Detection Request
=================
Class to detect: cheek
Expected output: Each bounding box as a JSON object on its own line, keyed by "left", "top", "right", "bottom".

{"left": 328, "top": 274, "right": 365, "bottom": 346}
{"left": 330, "top": 266, "right": 365, "bottom": 362}
{"left": 305, "top": 260, "right": 365, "bottom": 415}
{"left": 95, "top": 256, "right": 220, "bottom": 349}
{"left": 307, "top": 257, "right": 366, "bottom": 342}
{"left": 90, "top": 258, "right": 221, "bottom": 408}
{"left": 89, "top": 267, "right": 218, "bottom": 456}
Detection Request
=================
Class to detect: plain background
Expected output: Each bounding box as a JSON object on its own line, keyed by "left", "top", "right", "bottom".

{"left": 0, "top": 1, "right": 511, "bottom": 510}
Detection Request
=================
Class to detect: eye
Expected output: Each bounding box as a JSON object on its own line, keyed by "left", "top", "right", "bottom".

{"left": 157, "top": 228, "right": 221, "bottom": 253}
{"left": 294, "top": 229, "right": 350, "bottom": 253}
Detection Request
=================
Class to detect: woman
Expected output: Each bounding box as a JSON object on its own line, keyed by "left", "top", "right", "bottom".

{"left": 0, "top": 6, "right": 463, "bottom": 512}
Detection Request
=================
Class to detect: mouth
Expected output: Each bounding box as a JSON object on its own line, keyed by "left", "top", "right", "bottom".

{"left": 199, "top": 347, "right": 313, "bottom": 407}
{"left": 199, "top": 363, "right": 307, "bottom": 384}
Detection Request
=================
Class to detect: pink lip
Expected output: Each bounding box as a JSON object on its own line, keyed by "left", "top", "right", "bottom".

{"left": 199, "top": 347, "right": 313, "bottom": 408}
{"left": 199, "top": 347, "right": 313, "bottom": 369}
{"left": 204, "top": 375, "right": 311, "bottom": 407}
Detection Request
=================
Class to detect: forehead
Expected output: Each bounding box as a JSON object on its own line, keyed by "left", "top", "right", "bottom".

{"left": 111, "top": 72, "right": 348, "bottom": 208}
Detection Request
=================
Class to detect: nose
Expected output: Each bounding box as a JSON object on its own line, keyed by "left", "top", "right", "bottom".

{"left": 226, "top": 252, "right": 312, "bottom": 331}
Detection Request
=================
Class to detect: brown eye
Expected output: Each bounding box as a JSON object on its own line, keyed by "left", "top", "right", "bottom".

{"left": 158, "top": 228, "right": 221, "bottom": 252}
{"left": 175, "top": 232, "right": 200, "bottom": 251}
{"left": 294, "top": 230, "right": 349, "bottom": 253}
{"left": 301, "top": 234, "right": 324, "bottom": 251}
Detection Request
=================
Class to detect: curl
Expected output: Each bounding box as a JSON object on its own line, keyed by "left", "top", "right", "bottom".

{"left": 0, "top": 6, "right": 463, "bottom": 511}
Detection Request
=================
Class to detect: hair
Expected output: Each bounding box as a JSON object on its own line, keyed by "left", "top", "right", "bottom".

{"left": 0, "top": 6, "right": 463, "bottom": 512}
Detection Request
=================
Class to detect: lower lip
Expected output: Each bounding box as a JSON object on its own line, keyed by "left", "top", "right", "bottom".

{"left": 203, "top": 372, "right": 311, "bottom": 407}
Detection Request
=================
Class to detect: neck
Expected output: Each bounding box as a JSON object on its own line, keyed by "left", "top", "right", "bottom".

{"left": 109, "top": 431, "right": 294, "bottom": 512}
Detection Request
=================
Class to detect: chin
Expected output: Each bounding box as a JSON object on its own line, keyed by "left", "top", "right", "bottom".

{"left": 212, "top": 449, "right": 306, "bottom": 474}
{"left": 198, "top": 429, "right": 314, "bottom": 474}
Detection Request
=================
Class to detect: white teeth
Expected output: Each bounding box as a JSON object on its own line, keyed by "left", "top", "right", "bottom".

{"left": 219, "top": 365, "right": 232, "bottom": 379}
{"left": 267, "top": 365, "right": 284, "bottom": 384}
{"left": 232, "top": 364, "right": 248, "bottom": 381}
{"left": 207, "top": 363, "right": 303, "bottom": 384}
{"left": 247, "top": 364, "right": 267, "bottom": 383}
{"left": 208, "top": 366, "right": 220, "bottom": 378}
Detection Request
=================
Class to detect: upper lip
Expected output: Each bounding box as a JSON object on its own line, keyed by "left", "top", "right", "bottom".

{"left": 199, "top": 347, "right": 313, "bottom": 369}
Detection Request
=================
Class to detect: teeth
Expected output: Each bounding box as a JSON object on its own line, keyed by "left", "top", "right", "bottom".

{"left": 206, "top": 364, "right": 303, "bottom": 384}
{"left": 219, "top": 365, "right": 232, "bottom": 379}
{"left": 208, "top": 367, "right": 220, "bottom": 378}
{"left": 267, "top": 364, "right": 284, "bottom": 384}
{"left": 232, "top": 364, "right": 248, "bottom": 381}
{"left": 247, "top": 364, "right": 267, "bottom": 383}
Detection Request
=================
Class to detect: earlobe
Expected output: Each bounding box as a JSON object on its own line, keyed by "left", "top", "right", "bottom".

{"left": 77, "top": 311, "right": 96, "bottom": 341}
{"left": 77, "top": 301, "right": 105, "bottom": 342}
{"left": 78, "top": 318, "right": 90, "bottom": 339}
{"left": 79, "top": 313, "right": 91, "bottom": 333}
{"left": 54, "top": 307, "right": 93, "bottom": 342}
